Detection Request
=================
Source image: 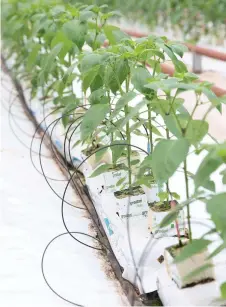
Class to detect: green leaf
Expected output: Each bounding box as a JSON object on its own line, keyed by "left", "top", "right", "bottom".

{"left": 206, "top": 193, "right": 226, "bottom": 233}
{"left": 62, "top": 20, "right": 87, "bottom": 49}
{"left": 220, "top": 169, "right": 226, "bottom": 185}
{"left": 104, "top": 58, "right": 129, "bottom": 94}
{"left": 131, "top": 67, "right": 152, "bottom": 95}
{"left": 130, "top": 119, "right": 146, "bottom": 133}
{"left": 207, "top": 243, "right": 226, "bottom": 259}
{"left": 95, "top": 146, "right": 108, "bottom": 162}
{"left": 140, "top": 155, "right": 152, "bottom": 168}
{"left": 44, "top": 43, "right": 63, "bottom": 73}
{"left": 131, "top": 159, "right": 140, "bottom": 165}
{"left": 151, "top": 124, "right": 163, "bottom": 137}
{"left": 119, "top": 100, "right": 147, "bottom": 128}
{"left": 171, "top": 192, "right": 180, "bottom": 200}
{"left": 164, "top": 114, "right": 183, "bottom": 138}
{"left": 216, "top": 143, "right": 226, "bottom": 162}
{"left": 51, "top": 31, "right": 73, "bottom": 61}
{"left": 158, "top": 191, "right": 168, "bottom": 201}
{"left": 202, "top": 87, "right": 217, "bottom": 101}
{"left": 26, "top": 43, "right": 41, "bottom": 70}
{"left": 116, "top": 176, "right": 127, "bottom": 187}
{"left": 80, "top": 53, "right": 103, "bottom": 73}
{"left": 169, "top": 43, "right": 188, "bottom": 58}
{"left": 185, "top": 120, "right": 209, "bottom": 145}
{"left": 159, "top": 208, "right": 180, "bottom": 228}
{"left": 62, "top": 98, "right": 80, "bottom": 123}
{"left": 72, "top": 139, "right": 82, "bottom": 149}
{"left": 160, "top": 44, "right": 188, "bottom": 73}
{"left": 80, "top": 10, "right": 95, "bottom": 22}
{"left": 89, "top": 164, "right": 112, "bottom": 177}
{"left": 90, "top": 74, "right": 104, "bottom": 92}
{"left": 89, "top": 89, "right": 106, "bottom": 104}
{"left": 61, "top": 94, "right": 77, "bottom": 107}
{"left": 62, "top": 114, "right": 69, "bottom": 128}
{"left": 174, "top": 239, "right": 211, "bottom": 263}
{"left": 111, "top": 140, "right": 127, "bottom": 164}
{"left": 220, "top": 282, "right": 226, "bottom": 299}
{"left": 104, "top": 25, "right": 129, "bottom": 45}
{"left": 111, "top": 92, "right": 136, "bottom": 119}
{"left": 80, "top": 104, "right": 110, "bottom": 140}
{"left": 135, "top": 174, "right": 155, "bottom": 187}
{"left": 152, "top": 139, "right": 190, "bottom": 183}
{"left": 194, "top": 149, "right": 223, "bottom": 190}
{"left": 82, "top": 65, "right": 100, "bottom": 92}
{"left": 202, "top": 179, "right": 215, "bottom": 192}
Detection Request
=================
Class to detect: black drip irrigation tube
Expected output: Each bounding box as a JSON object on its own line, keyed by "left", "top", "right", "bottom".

{"left": 1, "top": 55, "right": 163, "bottom": 307}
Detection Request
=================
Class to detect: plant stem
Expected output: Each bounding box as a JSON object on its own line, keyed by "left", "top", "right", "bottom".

{"left": 147, "top": 103, "right": 153, "bottom": 153}
{"left": 166, "top": 127, "right": 170, "bottom": 203}
{"left": 184, "top": 158, "right": 192, "bottom": 242}
{"left": 125, "top": 74, "right": 132, "bottom": 191}
{"left": 124, "top": 104, "right": 132, "bottom": 190}
{"left": 166, "top": 125, "right": 181, "bottom": 246}
{"left": 170, "top": 200, "right": 182, "bottom": 246}
{"left": 182, "top": 95, "right": 200, "bottom": 242}
{"left": 108, "top": 90, "right": 114, "bottom": 144}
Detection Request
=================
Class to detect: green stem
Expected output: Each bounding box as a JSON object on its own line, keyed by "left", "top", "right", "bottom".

{"left": 108, "top": 90, "right": 114, "bottom": 144}
{"left": 125, "top": 74, "right": 132, "bottom": 191}
{"left": 147, "top": 103, "right": 153, "bottom": 153}
{"left": 166, "top": 125, "right": 182, "bottom": 246}
{"left": 184, "top": 158, "right": 192, "bottom": 242}
{"left": 166, "top": 127, "right": 170, "bottom": 203}
{"left": 125, "top": 105, "right": 132, "bottom": 189}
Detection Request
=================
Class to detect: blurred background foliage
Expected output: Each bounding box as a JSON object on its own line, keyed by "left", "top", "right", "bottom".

{"left": 67, "top": 0, "right": 226, "bottom": 43}
{"left": 2, "top": 0, "right": 226, "bottom": 43}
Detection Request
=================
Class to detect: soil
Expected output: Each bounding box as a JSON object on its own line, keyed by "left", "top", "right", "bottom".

{"left": 141, "top": 291, "right": 163, "bottom": 306}
{"left": 149, "top": 201, "right": 171, "bottom": 212}
{"left": 109, "top": 163, "right": 126, "bottom": 171}
{"left": 114, "top": 186, "right": 144, "bottom": 199}
{"left": 182, "top": 277, "right": 215, "bottom": 289}
{"left": 120, "top": 150, "right": 140, "bottom": 157}
{"left": 166, "top": 242, "right": 188, "bottom": 258}
{"left": 82, "top": 143, "right": 102, "bottom": 157}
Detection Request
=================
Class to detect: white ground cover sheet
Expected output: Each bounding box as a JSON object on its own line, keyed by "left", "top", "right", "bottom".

{"left": 0, "top": 71, "right": 128, "bottom": 307}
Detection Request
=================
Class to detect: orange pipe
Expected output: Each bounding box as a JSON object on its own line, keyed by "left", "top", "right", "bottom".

{"left": 185, "top": 43, "right": 226, "bottom": 61}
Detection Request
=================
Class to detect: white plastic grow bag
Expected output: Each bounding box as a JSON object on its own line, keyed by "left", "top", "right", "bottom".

{"left": 149, "top": 208, "right": 185, "bottom": 238}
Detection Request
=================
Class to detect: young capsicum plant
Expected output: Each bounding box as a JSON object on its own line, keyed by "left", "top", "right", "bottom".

{"left": 78, "top": 34, "right": 188, "bottom": 192}
{"left": 146, "top": 73, "right": 225, "bottom": 245}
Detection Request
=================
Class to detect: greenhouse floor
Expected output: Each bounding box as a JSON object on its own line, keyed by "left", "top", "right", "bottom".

{"left": 0, "top": 73, "right": 128, "bottom": 307}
